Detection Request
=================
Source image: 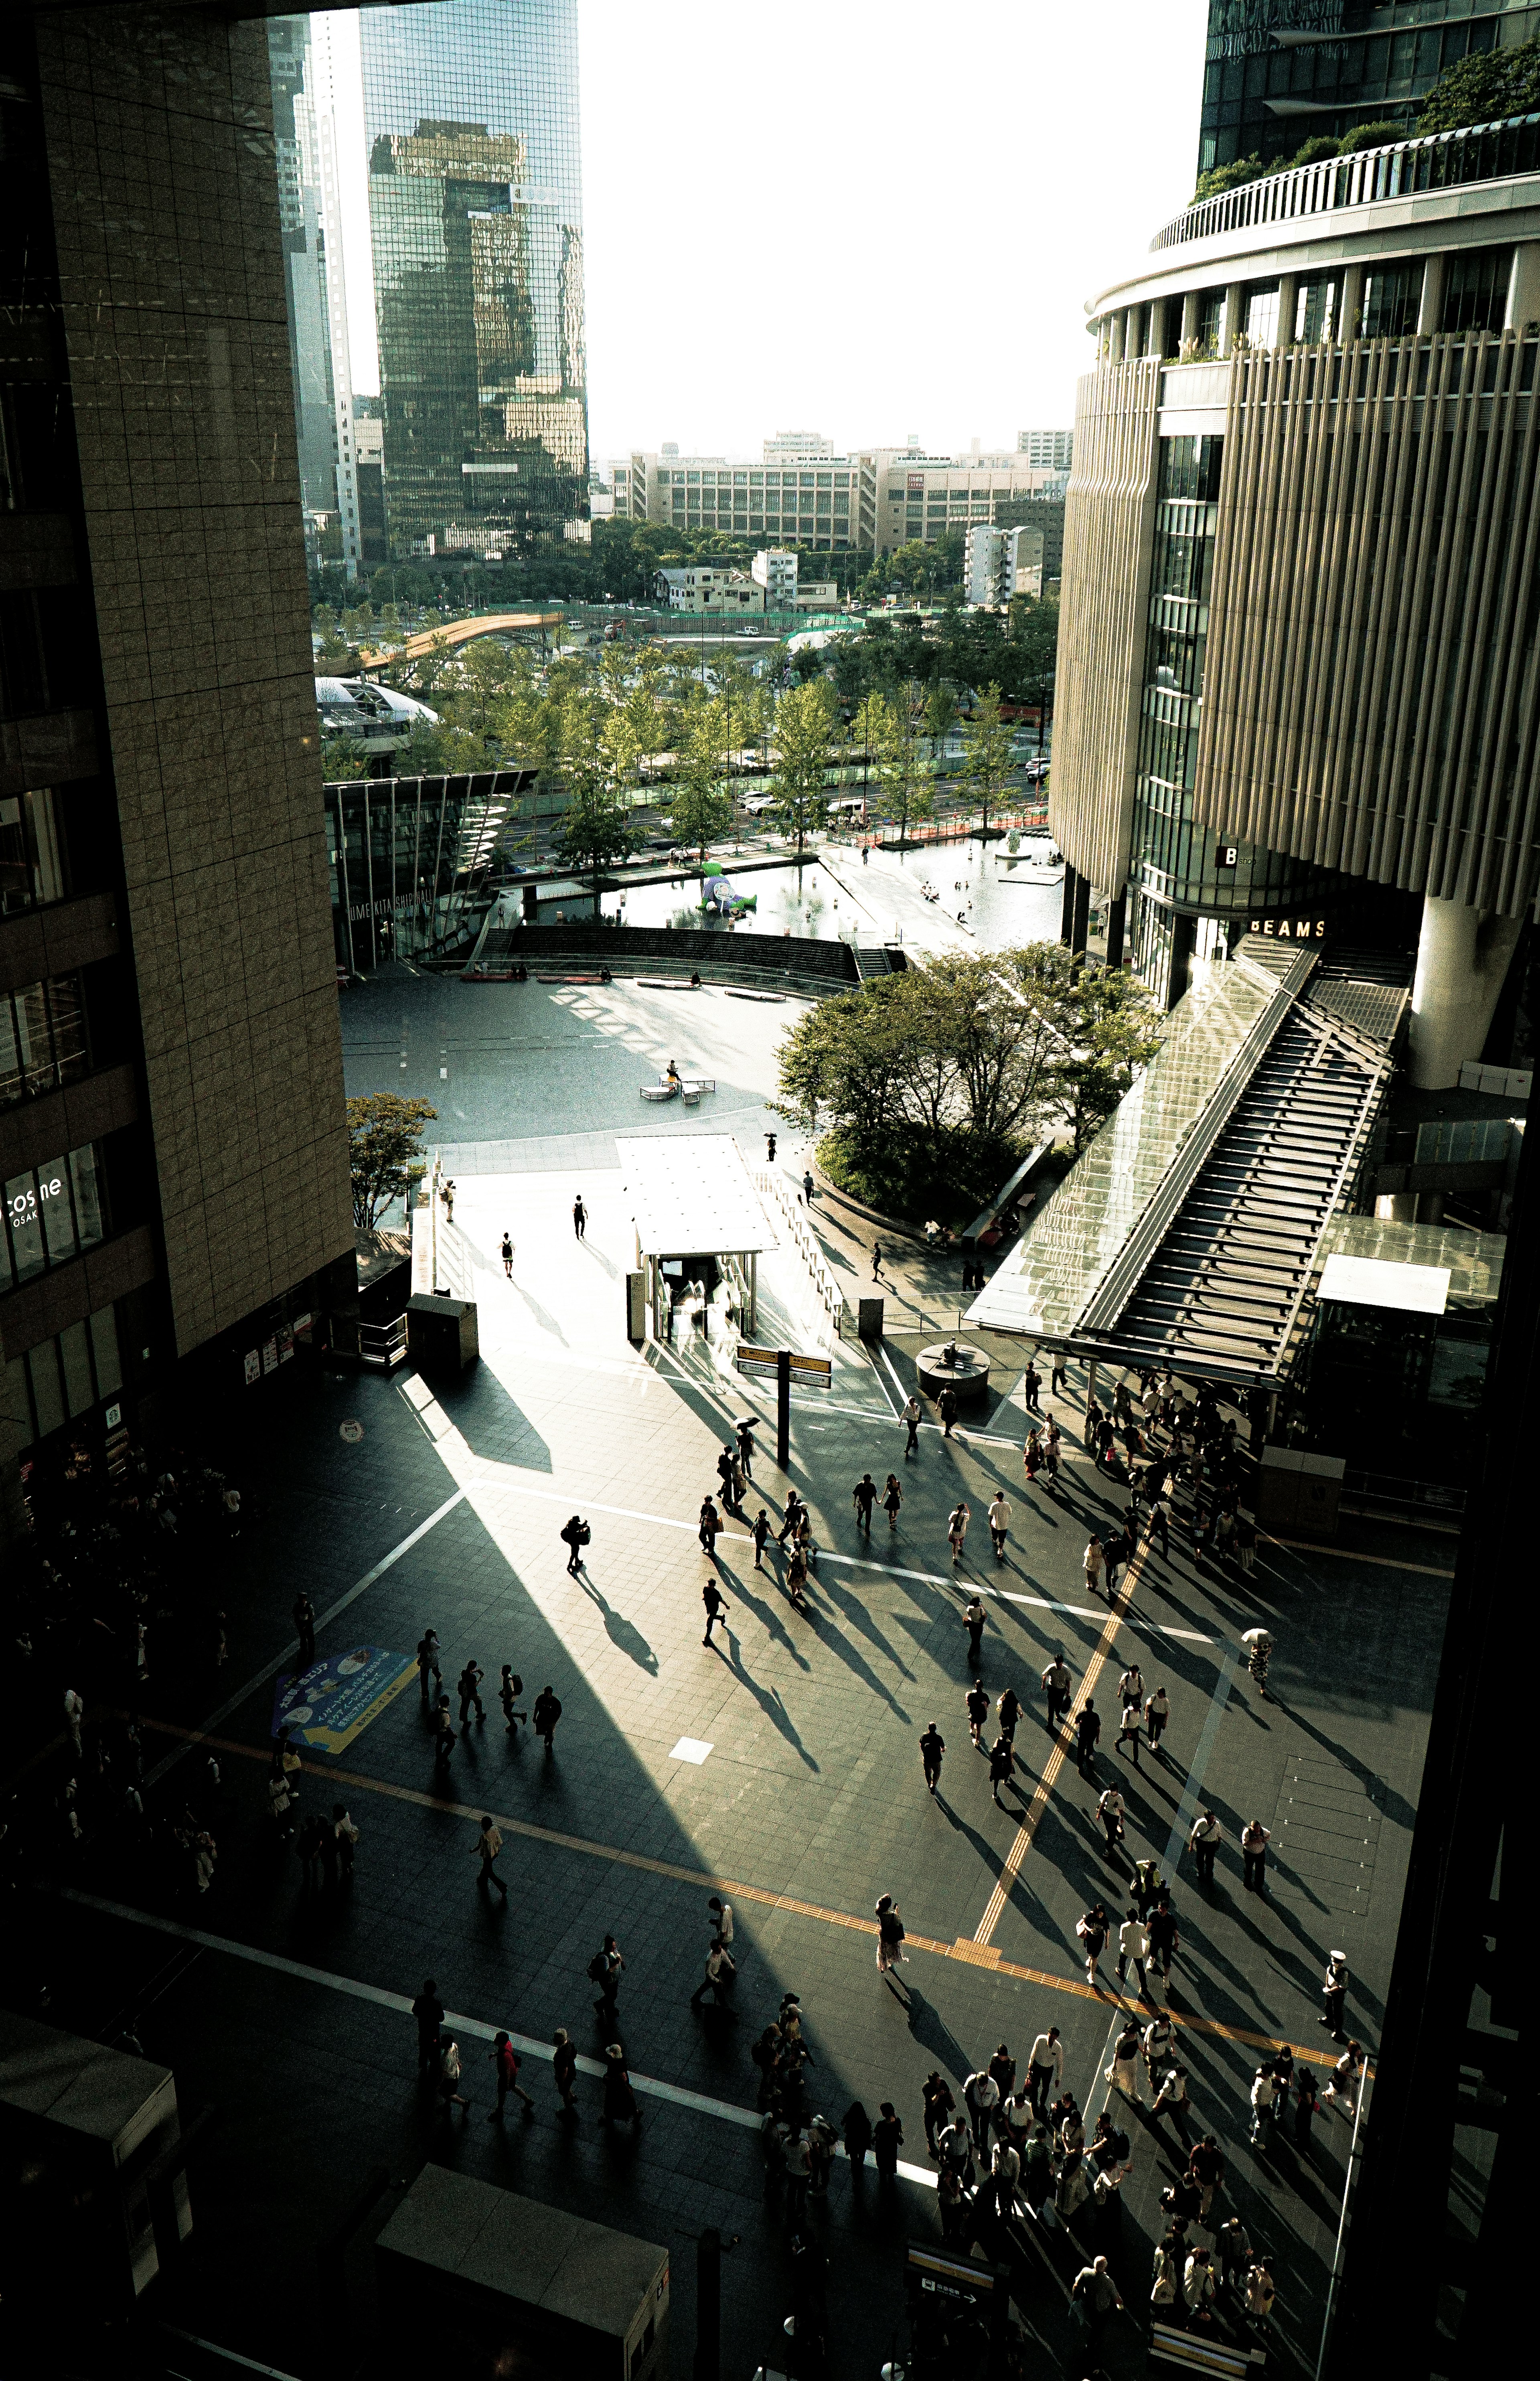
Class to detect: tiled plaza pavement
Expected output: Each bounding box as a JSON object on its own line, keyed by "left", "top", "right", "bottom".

{"left": 28, "top": 973, "right": 1452, "bottom": 2377}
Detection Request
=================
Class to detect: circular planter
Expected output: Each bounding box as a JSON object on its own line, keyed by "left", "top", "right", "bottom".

{"left": 918, "top": 1339, "right": 993, "bottom": 1401}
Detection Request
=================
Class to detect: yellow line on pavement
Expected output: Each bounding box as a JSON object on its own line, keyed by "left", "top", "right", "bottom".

{"left": 971, "top": 1534, "right": 1150, "bottom": 1945}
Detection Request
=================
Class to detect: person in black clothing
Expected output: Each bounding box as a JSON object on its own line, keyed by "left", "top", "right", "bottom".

{"left": 1075, "top": 1700, "right": 1101, "bottom": 1778}
{"left": 560, "top": 1515, "right": 588, "bottom": 1574}
{"left": 412, "top": 1979, "right": 444, "bottom": 2077}
{"left": 853, "top": 1473, "right": 877, "bottom": 1533}
{"left": 752, "top": 1510, "right": 772, "bottom": 1569}
{"left": 843, "top": 2101, "right": 873, "bottom": 2170}
{"left": 702, "top": 1580, "right": 729, "bottom": 1647}
{"left": 919, "top": 1723, "right": 945, "bottom": 1794}
{"left": 873, "top": 2102, "right": 904, "bottom": 2176}
{"left": 922, "top": 2070, "right": 956, "bottom": 2152}
{"left": 293, "top": 1592, "right": 316, "bottom": 1668}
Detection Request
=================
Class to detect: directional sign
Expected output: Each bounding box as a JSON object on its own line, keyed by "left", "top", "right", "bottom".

{"left": 736, "top": 1344, "right": 831, "bottom": 1387}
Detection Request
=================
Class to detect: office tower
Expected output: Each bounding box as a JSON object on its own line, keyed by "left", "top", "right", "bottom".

{"left": 1197, "top": 0, "right": 1539, "bottom": 175}
{"left": 360, "top": 0, "right": 588, "bottom": 561}
{"left": 1017, "top": 428, "right": 1074, "bottom": 471}
{"left": 2, "top": 6, "right": 353, "bottom": 1545}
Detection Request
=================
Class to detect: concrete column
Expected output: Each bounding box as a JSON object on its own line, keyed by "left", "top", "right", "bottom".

{"left": 1070, "top": 874, "right": 1091, "bottom": 958}
{"left": 1340, "top": 263, "right": 1365, "bottom": 341}
{"left": 1408, "top": 893, "right": 1525, "bottom": 1088}
{"left": 1105, "top": 892, "right": 1127, "bottom": 969}
{"left": 1180, "top": 290, "right": 1201, "bottom": 355}
{"left": 1167, "top": 913, "right": 1197, "bottom": 1010}
{"left": 1222, "top": 281, "right": 1245, "bottom": 355}
{"left": 1417, "top": 253, "right": 1447, "bottom": 337}
{"left": 1061, "top": 863, "right": 1080, "bottom": 946}
{"left": 1109, "top": 313, "right": 1126, "bottom": 364}
{"left": 1150, "top": 297, "right": 1173, "bottom": 359}
{"left": 1277, "top": 274, "right": 1298, "bottom": 345}
{"left": 1508, "top": 241, "right": 1540, "bottom": 334}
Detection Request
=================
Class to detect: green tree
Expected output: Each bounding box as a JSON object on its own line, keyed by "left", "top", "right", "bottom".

{"left": 1335, "top": 119, "right": 1408, "bottom": 153}
{"left": 1418, "top": 34, "right": 1540, "bottom": 132}
{"left": 1047, "top": 964, "right": 1163, "bottom": 1154}
{"left": 1191, "top": 153, "right": 1263, "bottom": 205}
{"left": 671, "top": 699, "right": 734, "bottom": 861}
{"left": 871, "top": 685, "right": 932, "bottom": 849}
{"left": 346, "top": 1092, "right": 438, "bottom": 1229}
{"left": 553, "top": 694, "right": 638, "bottom": 915}
{"left": 923, "top": 684, "right": 957, "bottom": 757}
{"left": 772, "top": 681, "right": 836, "bottom": 857}
{"left": 960, "top": 682, "right": 1013, "bottom": 838}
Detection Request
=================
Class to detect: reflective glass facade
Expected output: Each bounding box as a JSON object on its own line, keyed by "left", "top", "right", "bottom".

{"left": 361, "top": 0, "right": 587, "bottom": 560}
{"left": 328, "top": 770, "right": 521, "bottom": 970}
{"left": 2, "top": 1142, "right": 107, "bottom": 1294}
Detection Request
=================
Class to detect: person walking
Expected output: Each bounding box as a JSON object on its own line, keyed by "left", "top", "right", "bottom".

{"left": 416, "top": 1629, "right": 442, "bottom": 1708}
{"left": 873, "top": 2102, "right": 904, "bottom": 2178}
{"left": 1077, "top": 1902, "right": 1109, "bottom": 1986}
{"left": 966, "top": 1678, "right": 990, "bottom": 1748}
{"left": 949, "top": 1504, "right": 972, "bottom": 1568}
{"left": 871, "top": 1240, "right": 885, "bottom": 1283}
{"left": 1075, "top": 1699, "right": 1102, "bottom": 1779}
{"left": 1190, "top": 2134, "right": 1225, "bottom": 2223}
{"left": 1027, "top": 2028, "right": 1062, "bottom": 2117}
{"left": 882, "top": 1474, "right": 903, "bottom": 1530}
{"left": 572, "top": 1194, "right": 587, "bottom": 1239}
{"left": 1097, "top": 1783, "right": 1126, "bottom": 1862}
{"left": 874, "top": 1893, "right": 906, "bottom": 1975}
{"left": 1118, "top": 1908, "right": 1151, "bottom": 1996}
{"left": 560, "top": 1515, "right": 588, "bottom": 1575}
{"left": 988, "top": 1733, "right": 1016, "bottom": 1810}
{"left": 1241, "top": 1817, "right": 1271, "bottom": 1892}
{"left": 590, "top": 1934, "right": 624, "bottom": 2029}
{"left": 1249, "top": 2063, "right": 1278, "bottom": 2149}
{"left": 853, "top": 1473, "right": 877, "bottom": 1534}
{"left": 1042, "top": 1652, "right": 1072, "bottom": 1732}
{"left": 331, "top": 1803, "right": 358, "bottom": 1880}
{"left": 436, "top": 2036, "right": 472, "bottom": 2118}
{"left": 962, "top": 1591, "right": 986, "bottom": 1663}
{"left": 922, "top": 2069, "right": 957, "bottom": 2154}
{"left": 1190, "top": 1809, "right": 1222, "bottom": 1886}
{"left": 1322, "top": 2040, "right": 1365, "bottom": 2115}
{"left": 292, "top": 1595, "right": 316, "bottom": 1669}
{"left": 601, "top": 2043, "right": 640, "bottom": 2131}
{"left": 690, "top": 1938, "right": 737, "bottom": 2015}
{"left": 552, "top": 2027, "right": 580, "bottom": 2117}
{"left": 532, "top": 1685, "right": 562, "bottom": 1754}
{"left": 1148, "top": 1896, "right": 1179, "bottom": 1984}
{"left": 745, "top": 1509, "right": 769, "bottom": 1570}
{"left": 1151, "top": 2063, "right": 1193, "bottom": 2151}
{"left": 902, "top": 1394, "right": 922, "bottom": 1457}
{"left": 987, "top": 1492, "right": 1011, "bottom": 1562}
{"left": 698, "top": 1496, "right": 722, "bottom": 1558}
{"left": 1104, "top": 2018, "right": 1144, "bottom": 2104}
{"left": 1321, "top": 1949, "right": 1349, "bottom": 2038}
{"left": 412, "top": 1979, "right": 444, "bottom": 2078}
{"left": 488, "top": 2032, "right": 534, "bottom": 2120}
{"left": 1071, "top": 2255, "right": 1124, "bottom": 2354}
{"left": 937, "top": 1384, "right": 959, "bottom": 1438}
{"left": 1083, "top": 1533, "right": 1104, "bottom": 1599}
{"left": 964, "top": 2065, "right": 1001, "bottom": 2153}
{"left": 432, "top": 1694, "right": 457, "bottom": 1770}
{"left": 1293, "top": 2064, "right": 1321, "bottom": 2154}
{"left": 997, "top": 1686, "right": 1021, "bottom": 1745}
{"left": 498, "top": 1667, "right": 527, "bottom": 1735}
{"left": 1051, "top": 1353, "right": 1069, "bottom": 1400}
{"left": 1115, "top": 1697, "right": 1143, "bottom": 1767}
{"left": 1145, "top": 1684, "right": 1170, "bottom": 1754}
{"left": 500, "top": 1233, "right": 514, "bottom": 1278}
{"left": 457, "top": 1660, "right": 486, "bottom": 1729}
{"left": 472, "top": 1814, "right": 507, "bottom": 1899}
{"left": 1022, "top": 1360, "right": 1042, "bottom": 1415}
{"left": 919, "top": 1723, "right": 945, "bottom": 1795}
{"left": 702, "top": 1580, "right": 729, "bottom": 1647}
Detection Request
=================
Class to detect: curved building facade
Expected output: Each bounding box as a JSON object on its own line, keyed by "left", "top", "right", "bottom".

{"left": 1052, "top": 117, "right": 1540, "bottom": 1063}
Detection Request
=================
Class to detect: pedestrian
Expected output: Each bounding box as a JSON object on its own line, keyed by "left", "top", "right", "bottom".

{"left": 488, "top": 2032, "right": 534, "bottom": 2119}
{"left": 416, "top": 1629, "right": 442, "bottom": 1707}
{"left": 1145, "top": 1684, "right": 1170, "bottom": 1752}
{"left": 736, "top": 1416, "right": 756, "bottom": 1479}
{"left": 872, "top": 2101, "right": 903, "bottom": 2177}
{"left": 589, "top": 1933, "right": 624, "bottom": 2027}
{"left": 705, "top": 1893, "right": 734, "bottom": 1953}
{"left": 1241, "top": 1817, "right": 1271, "bottom": 1892}
{"left": 1116, "top": 1698, "right": 1143, "bottom": 1766}
{"left": 572, "top": 1194, "right": 587, "bottom": 1239}
{"left": 1148, "top": 1896, "right": 1179, "bottom": 1982}
{"left": 962, "top": 1590, "right": 986, "bottom": 1662}
{"left": 874, "top": 1892, "right": 906, "bottom": 1975}
{"left": 987, "top": 1492, "right": 1011, "bottom": 1561}
{"left": 1293, "top": 2065, "right": 1320, "bottom": 2154}
{"left": 532, "top": 1684, "right": 562, "bottom": 1753}
{"left": 1191, "top": 2134, "right": 1225, "bottom": 2222}
{"left": 882, "top": 1474, "right": 903, "bottom": 1529}
{"left": 1051, "top": 1353, "right": 1068, "bottom": 1399}
{"left": 1022, "top": 1360, "right": 1042, "bottom": 1414}
{"left": 63, "top": 1685, "right": 84, "bottom": 1759}
{"left": 553, "top": 2026, "right": 580, "bottom": 2117}
{"left": 1075, "top": 1699, "right": 1101, "bottom": 1778}
{"left": 853, "top": 1472, "right": 877, "bottom": 1533}
{"left": 690, "top": 1938, "right": 737, "bottom": 2014}
{"left": 560, "top": 1513, "right": 589, "bottom": 1574}
{"left": 966, "top": 1677, "right": 990, "bottom": 1748}
{"left": 1102, "top": 1529, "right": 1127, "bottom": 1598}
{"left": 472, "top": 1814, "right": 507, "bottom": 1899}
{"left": 964, "top": 2065, "right": 1001, "bottom": 2151}
{"left": 1151, "top": 2063, "right": 1193, "bottom": 2150}
{"left": 1190, "top": 1809, "right": 1222, "bottom": 1886}
{"left": 1071, "top": 2255, "right": 1123, "bottom": 2353}
{"left": 292, "top": 1594, "right": 316, "bottom": 1669}
{"left": 437, "top": 2036, "right": 472, "bottom": 2117}
{"left": 997, "top": 1686, "right": 1020, "bottom": 1744}
{"left": 938, "top": 1384, "right": 958, "bottom": 1437}
{"left": 1118, "top": 1908, "right": 1150, "bottom": 1995}
{"left": 950, "top": 1505, "right": 972, "bottom": 1568}
{"left": 902, "top": 1394, "right": 922, "bottom": 1457}
{"left": 1077, "top": 1902, "right": 1108, "bottom": 1985}
{"left": 1321, "top": 1949, "right": 1349, "bottom": 2037}
{"left": 716, "top": 1444, "right": 740, "bottom": 1509}
{"left": 781, "top": 2123, "right": 813, "bottom": 2219}
{"left": 751, "top": 1508, "right": 771, "bottom": 1569}
{"left": 698, "top": 1496, "right": 721, "bottom": 1558}
{"left": 844, "top": 2100, "right": 873, "bottom": 2170}
{"left": 871, "top": 1240, "right": 884, "bottom": 1282}
{"left": 432, "top": 1694, "right": 456, "bottom": 1769}
{"left": 500, "top": 1233, "right": 514, "bottom": 1278}
{"left": 1027, "top": 2027, "right": 1062, "bottom": 2117}
{"left": 1249, "top": 2063, "right": 1277, "bottom": 2148}
{"left": 1083, "top": 1532, "right": 1104, "bottom": 1598}
{"left": 777, "top": 1490, "right": 804, "bottom": 1547}
{"left": 1104, "top": 2018, "right": 1143, "bottom": 2103}
{"left": 1151, "top": 1484, "right": 1172, "bottom": 1558}
{"left": 702, "top": 1580, "right": 729, "bottom": 1647}
{"left": 988, "top": 1734, "right": 1016, "bottom": 1809}
{"left": 1244, "top": 2260, "right": 1276, "bottom": 2332}
{"left": 802, "top": 1168, "right": 815, "bottom": 1203}
{"left": 332, "top": 1803, "right": 358, "bottom": 1879}
{"left": 1097, "top": 1783, "right": 1126, "bottom": 1860}
{"left": 498, "top": 1666, "right": 527, "bottom": 1734}
{"left": 457, "top": 1659, "right": 486, "bottom": 1728}
{"left": 601, "top": 2043, "right": 640, "bottom": 2131}
{"left": 919, "top": 1722, "right": 945, "bottom": 1794}
{"left": 1042, "top": 1651, "right": 1071, "bottom": 1731}
{"left": 1322, "top": 2040, "right": 1364, "bottom": 2115}
{"left": 1183, "top": 2246, "right": 1217, "bottom": 2324}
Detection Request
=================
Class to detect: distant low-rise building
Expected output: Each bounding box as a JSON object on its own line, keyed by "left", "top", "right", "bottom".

{"left": 652, "top": 565, "right": 766, "bottom": 612}
{"left": 965, "top": 522, "right": 1044, "bottom": 608}
{"left": 763, "top": 428, "right": 834, "bottom": 460}
{"left": 752, "top": 548, "right": 798, "bottom": 606}
{"left": 857, "top": 447, "right": 1063, "bottom": 556}
{"left": 1017, "top": 428, "right": 1074, "bottom": 472}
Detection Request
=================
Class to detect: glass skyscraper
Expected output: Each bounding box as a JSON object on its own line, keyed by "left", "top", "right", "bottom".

{"left": 360, "top": 0, "right": 588, "bottom": 562}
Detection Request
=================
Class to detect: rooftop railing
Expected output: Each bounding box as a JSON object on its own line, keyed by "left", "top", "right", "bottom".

{"left": 1151, "top": 111, "right": 1540, "bottom": 254}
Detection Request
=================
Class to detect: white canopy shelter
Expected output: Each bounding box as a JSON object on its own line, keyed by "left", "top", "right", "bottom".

{"left": 616, "top": 1134, "right": 778, "bottom": 1340}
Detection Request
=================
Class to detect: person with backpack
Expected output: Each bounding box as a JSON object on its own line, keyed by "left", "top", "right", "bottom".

{"left": 699, "top": 1496, "right": 722, "bottom": 1558}
{"left": 498, "top": 1667, "right": 527, "bottom": 1734}
{"left": 560, "top": 1515, "right": 590, "bottom": 1575}
{"left": 874, "top": 1893, "right": 906, "bottom": 1974}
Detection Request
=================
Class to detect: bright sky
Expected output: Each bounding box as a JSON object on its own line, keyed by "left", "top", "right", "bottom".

{"left": 328, "top": 0, "right": 1210, "bottom": 458}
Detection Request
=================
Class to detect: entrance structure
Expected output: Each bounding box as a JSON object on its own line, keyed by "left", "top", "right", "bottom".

{"left": 617, "top": 1135, "right": 777, "bottom": 1344}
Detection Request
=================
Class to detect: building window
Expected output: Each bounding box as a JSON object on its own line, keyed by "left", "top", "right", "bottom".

{"left": 0, "top": 975, "right": 89, "bottom": 1108}
{"left": 1244, "top": 282, "right": 1279, "bottom": 348}
{"left": 2, "top": 1142, "right": 108, "bottom": 1292}
{"left": 1443, "top": 246, "right": 1514, "bottom": 336}
{"left": 0, "top": 787, "right": 66, "bottom": 915}
{"left": 1294, "top": 276, "right": 1338, "bottom": 343}
{"left": 1360, "top": 266, "right": 1419, "bottom": 341}
{"left": 1197, "top": 291, "right": 1226, "bottom": 360}
{"left": 9, "top": 1300, "right": 123, "bottom": 1443}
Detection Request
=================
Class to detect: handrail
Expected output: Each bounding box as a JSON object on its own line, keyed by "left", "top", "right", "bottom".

{"left": 754, "top": 1166, "right": 849, "bottom": 1337}
{"left": 1151, "top": 110, "right": 1540, "bottom": 253}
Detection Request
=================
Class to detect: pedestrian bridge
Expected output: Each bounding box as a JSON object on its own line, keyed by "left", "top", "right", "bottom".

{"left": 355, "top": 612, "right": 563, "bottom": 675}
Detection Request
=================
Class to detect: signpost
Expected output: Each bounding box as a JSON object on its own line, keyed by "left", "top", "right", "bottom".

{"left": 735, "top": 1343, "right": 832, "bottom": 1471}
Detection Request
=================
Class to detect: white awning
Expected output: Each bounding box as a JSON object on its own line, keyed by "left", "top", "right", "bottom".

{"left": 616, "top": 1134, "right": 778, "bottom": 1257}
{"left": 1317, "top": 1253, "right": 1450, "bottom": 1315}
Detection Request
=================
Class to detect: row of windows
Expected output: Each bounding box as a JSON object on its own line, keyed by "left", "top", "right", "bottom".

{"left": 1129, "top": 247, "right": 1518, "bottom": 362}
{"left": 0, "top": 787, "right": 66, "bottom": 916}
{"left": 6, "top": 1300, "right": 122, "bottom": 1448}
{"left": 0, "top": 973, "right": 88, "bottom": 1109}
{"left": 1201, "top": 14, "right": 1495, "bottom": 115}
{"left": 2, "top": 1142, "right": 107, "bottom": 1295}
{"left": 664, "top": 471, "right": 852, "bottom": 489}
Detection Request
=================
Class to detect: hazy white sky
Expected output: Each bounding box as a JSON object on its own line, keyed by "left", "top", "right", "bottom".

{"left": 328, "top": 0, "right": 1210, "bottom": 457}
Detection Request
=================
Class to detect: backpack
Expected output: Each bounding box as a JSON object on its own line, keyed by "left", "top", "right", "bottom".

{"left": 588, "top": 1951, "right": 610, "bottom": 1983}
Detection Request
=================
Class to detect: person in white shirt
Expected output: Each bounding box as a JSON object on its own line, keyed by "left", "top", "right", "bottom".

{"left": 1241, "top": 1819, "right": 1271, "bottom": 1893}
{"left": 1083, "top": 1533, "right": 1104, "bottom": 1593}
{"left": 707, "top": 1894, "right": 733, "bottom": 1945}
{"left": 1027, "top": 2027, "right": 1062, "bottom": 2115}
{"left": 1190, "top": 1809, "right": 1222, "bottom": 1886}
{"left": 1145, "top": 1685, "right": 1170, "bottom": 1751}
{"left": 1118, "top": 1663, "right": 1144, "bottom": 1710}
{"left": 1249, "top": 2064, "right": 1277, "bottom": 2145}
{"left": 1097, "top": 1784, "right": 1126, "bottom": 1857}
{"left": 963, "top": 2067, "right": 1000, "bottom": 2150}
{"left": 986, "top": 1494, "right": 1011, "bottom": 1560}
{"left": 1322, "top": 2041, "right": 1365, "bottom": 2115}
{"left": 1117, "top": 1911, "right": 1150, "bottom": 1996}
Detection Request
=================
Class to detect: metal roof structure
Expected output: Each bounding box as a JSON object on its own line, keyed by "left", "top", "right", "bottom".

{"left": 965, "top": 948, "right": 1396, "bottom": 1386}
{"left": 616, "top": 1134, "right": 779, "bottom": 1258}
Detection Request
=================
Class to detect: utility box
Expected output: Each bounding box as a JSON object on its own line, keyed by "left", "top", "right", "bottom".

{"left": 626, "top": 1271, "right": 646, "bottom": 1343}
{"left": 1255, "top": 1445, "right": 1344, "bottom": 1539}
{"left": 857, "top": 1296, "right": 884, "bottom": 1342}
{"left": 375, "top": 2168, "right": 670, "bottom": 2381}
{"left": 0, "top": 2010, "right": 188, "bottom": 2316}
{"left": 522, "top": 882, "right": 539, "bottom": 923}
{"left": 407, "top": 1294, "right": 479, "bottom": 1376}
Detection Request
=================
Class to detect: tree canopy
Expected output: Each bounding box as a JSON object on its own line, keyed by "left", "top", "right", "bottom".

{"left": 1417, "top": 32, "right": 1540, "bottom": 134}
{"left": 346, "top": 1093, "right": 437, "bottom": 1229}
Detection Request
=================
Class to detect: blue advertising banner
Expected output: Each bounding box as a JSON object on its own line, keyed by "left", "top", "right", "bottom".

{"left": 270, "top": 1645, "right": 415, "bottom": 1755}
